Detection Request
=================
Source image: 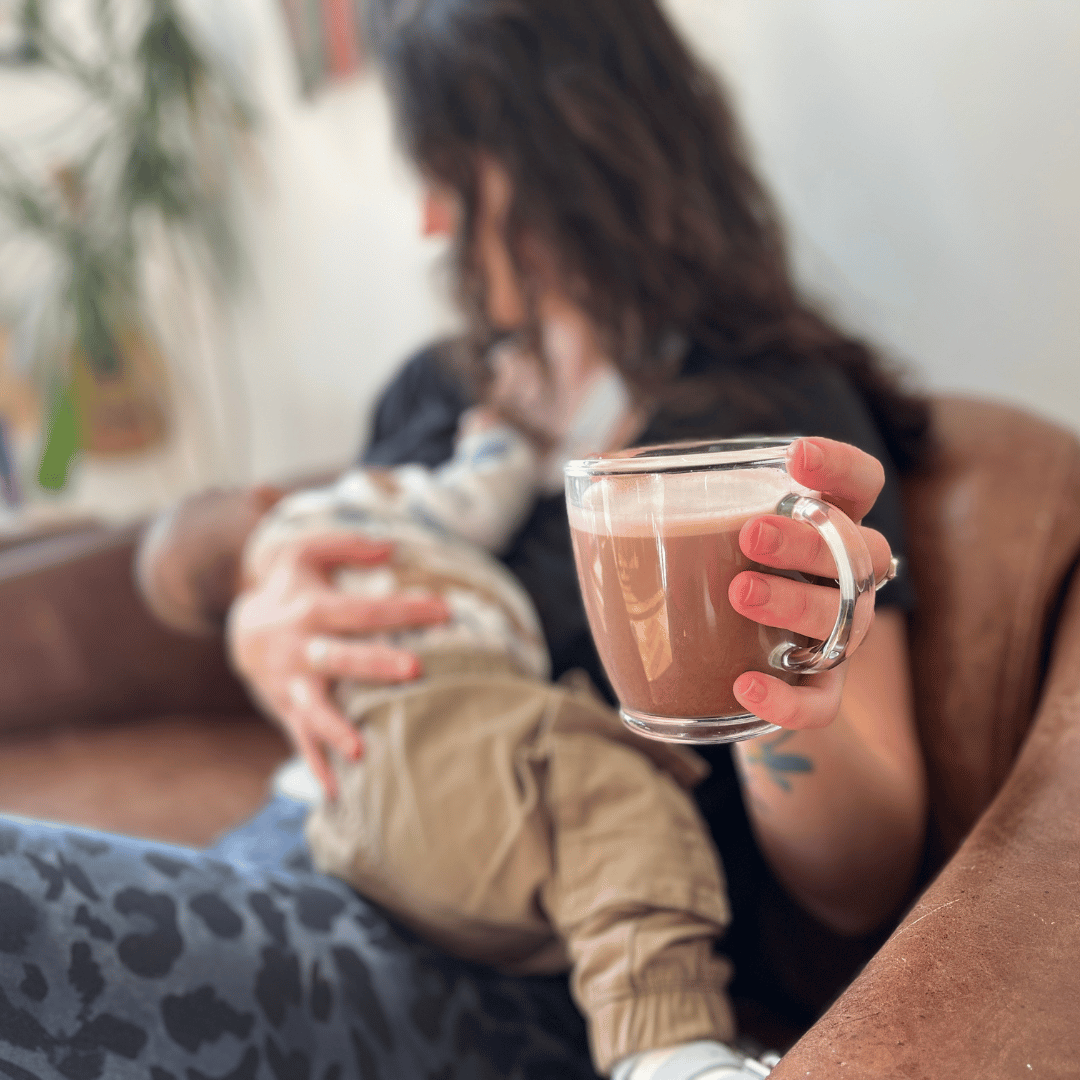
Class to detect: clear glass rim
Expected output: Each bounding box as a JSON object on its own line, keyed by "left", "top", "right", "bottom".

{"left": 564, "top": 436, "right": 798, "bottom": 478}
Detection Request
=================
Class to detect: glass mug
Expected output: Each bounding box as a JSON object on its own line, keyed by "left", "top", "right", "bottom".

{"left": 565, "top": 437, "right": 876, "bottom": 743}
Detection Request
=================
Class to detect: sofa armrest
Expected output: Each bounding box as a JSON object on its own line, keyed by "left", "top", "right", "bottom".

{"left": 0, "top": 524, "right": 254, "bottom": 734}
{"left": 772, "top": 564, "right": 1080, "bottom": 1077}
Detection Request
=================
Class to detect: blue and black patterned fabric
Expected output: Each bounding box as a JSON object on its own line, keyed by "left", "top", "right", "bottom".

{"left": 0, "top": 797, "right": 597, "bottom": 1080}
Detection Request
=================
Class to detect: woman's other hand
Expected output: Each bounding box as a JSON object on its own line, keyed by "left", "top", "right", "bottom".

{"left": 227, "top": 533, "right": 450, "bottom": 799}
{"left": 728, "top": 437, "right": 895, "bottom": 731}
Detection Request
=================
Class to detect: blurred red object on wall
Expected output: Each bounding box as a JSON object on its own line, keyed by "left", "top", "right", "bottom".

{"left": 279, "top": 0, "right": 367, "bottom": 96}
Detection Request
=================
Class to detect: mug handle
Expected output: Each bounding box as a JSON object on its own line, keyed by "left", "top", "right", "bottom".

{"left": 768, "top": 494, "right": 877, "bottom": 674}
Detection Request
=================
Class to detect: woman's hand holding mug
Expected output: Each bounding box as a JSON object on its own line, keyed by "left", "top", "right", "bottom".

{"left": 227, "top": 533, "right": 449, "bottom": 798}
{"left": 730, "top": 437, "right": 896, "bottom": 732}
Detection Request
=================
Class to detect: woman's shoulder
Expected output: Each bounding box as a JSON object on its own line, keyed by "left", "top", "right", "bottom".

{"left": 649, "top": 344, "right": 882, "bottom": 451}
{"left": 649, "top": 342, "right": 916, "bottom": 609}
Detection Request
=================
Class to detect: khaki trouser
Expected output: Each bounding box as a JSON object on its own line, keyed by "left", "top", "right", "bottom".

{"left": 307, "top": 662, "right": 736, "bottom": 1075}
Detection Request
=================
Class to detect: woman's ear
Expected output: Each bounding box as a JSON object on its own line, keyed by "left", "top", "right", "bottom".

{"left": 474, "top": 157, "right": 530, "bottom": 329}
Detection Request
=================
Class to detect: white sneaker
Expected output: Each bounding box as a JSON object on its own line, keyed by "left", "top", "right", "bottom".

{"left": 612, "top": 1040, "right": 779, "bottom": 1080}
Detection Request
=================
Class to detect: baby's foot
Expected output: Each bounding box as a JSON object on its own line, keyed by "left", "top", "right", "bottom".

{"left": 612, "top": 1040, "right": 781, "bottom": 1080}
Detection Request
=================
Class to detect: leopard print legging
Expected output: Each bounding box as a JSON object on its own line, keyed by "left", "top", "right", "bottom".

{"left": 0, "top": 796, "right": 596, "bottom": 1080}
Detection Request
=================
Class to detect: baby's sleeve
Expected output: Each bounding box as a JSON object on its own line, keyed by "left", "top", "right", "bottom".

{"left": 240, "top": 484, "right": 351, "bottom": 582}
{"left": 394, "top": 421, "right": 540, "bottom": 553}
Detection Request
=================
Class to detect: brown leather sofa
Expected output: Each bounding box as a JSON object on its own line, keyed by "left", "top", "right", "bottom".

{"left": 1, "top": 396, "right": 1078, "bottom": 1076}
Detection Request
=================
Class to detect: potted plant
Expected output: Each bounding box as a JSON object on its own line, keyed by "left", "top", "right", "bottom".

{"left": 0, "top": 0, "right": 252, "bottom": 491}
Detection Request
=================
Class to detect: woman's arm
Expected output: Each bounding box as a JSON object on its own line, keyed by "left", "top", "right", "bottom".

{"left": 732, "top": 608, "right": 926, "bottom": 936}
{"left": 136, "top": 481, "right": 450, "bottom": 798}
{"left": 726, "top": 437, "right": 928, "bottom": 934}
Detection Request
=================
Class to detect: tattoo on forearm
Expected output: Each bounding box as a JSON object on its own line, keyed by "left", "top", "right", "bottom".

{"left": 744, "top": 730, "right": 814, "bottom": 792}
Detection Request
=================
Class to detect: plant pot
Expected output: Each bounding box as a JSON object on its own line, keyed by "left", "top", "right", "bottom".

{"left": 70, "top": 325, "right": 170, "bottom": 456}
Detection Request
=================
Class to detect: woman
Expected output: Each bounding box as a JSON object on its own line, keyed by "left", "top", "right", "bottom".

{"left": 236, "top": 0, "right": 927, "bottom": 939}
{"left": 172, "top": 0, "right": 926, "bottom": 1049}
{"left": 2, "top": 1, "right": 924, "bottom": 1077}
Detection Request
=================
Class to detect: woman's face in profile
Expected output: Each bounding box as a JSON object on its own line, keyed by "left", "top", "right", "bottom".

{"left": 420, "top": 159, "right": 530, "bottom": 331}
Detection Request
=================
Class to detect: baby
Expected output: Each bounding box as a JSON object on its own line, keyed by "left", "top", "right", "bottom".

{"left": 246, "top": 368, "right": 778, "bottom": 1080}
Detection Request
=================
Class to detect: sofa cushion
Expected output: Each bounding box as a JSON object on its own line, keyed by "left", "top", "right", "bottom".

{"left": 0, "top": 712, "right": 289, "bottom": 847}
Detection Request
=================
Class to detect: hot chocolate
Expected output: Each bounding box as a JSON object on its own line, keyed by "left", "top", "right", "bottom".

{"left": 568, "top": 470, "right": 800, "bottom": 722}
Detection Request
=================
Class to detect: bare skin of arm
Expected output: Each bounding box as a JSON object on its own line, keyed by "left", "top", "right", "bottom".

{"left": 732, "top": 608, "right": 926, "bottom": 937}
{"left": 724, "top": 438, "right": 928, "bottom": 936}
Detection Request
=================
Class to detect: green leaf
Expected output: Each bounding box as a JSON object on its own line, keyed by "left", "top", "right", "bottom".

{"left": 13, "top": 191, "right": 49, "bottom": 231}
{"left": 136, "top": 0, "right": 208, "bottom": 115}
{"left": 119, "top": 126, "right": 195, "bottom": 219}
{"left": 38, "top": 384, "right": 81, "bottom": 490}
{"left": 17, "top": 0, "right": 45, "bottom": 61}
{"left": 64, "top": 236, "right": 125, "bottom": 377}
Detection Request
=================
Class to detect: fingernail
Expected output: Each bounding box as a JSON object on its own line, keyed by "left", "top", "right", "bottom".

{"left": 735, "top": 574, "right": 771, "bottom": 608}
{"left": 736, "top": 673, "right": 767, "bottom": 704}
{"left": 749, "top": 520, "right": 782, "bottom": 555}
{"left": 793, "top": 439, "right": 824, "bottom": 474}
{"left": 395, "top": 655, "right": 420, "bottom": 677}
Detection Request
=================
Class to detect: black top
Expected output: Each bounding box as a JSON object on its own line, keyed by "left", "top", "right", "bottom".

{"left": 364, "top": 339, "right": 912, "bottom": 686}
{"left": 362, "top": 339, "right": 913, "bottom": 1020}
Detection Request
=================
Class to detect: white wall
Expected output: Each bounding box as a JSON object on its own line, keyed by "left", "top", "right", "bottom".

{"left": 232, "top": 0, "right": 1080, "bottom": 485}
{"left": 4, "top": 0, "right": 1078, "bottom": 520}
{"left": 666, "top": 0, "right": 1080, "bottom": 429}
{"left": 225, "top": 0, "right": 460, "bottom": 483}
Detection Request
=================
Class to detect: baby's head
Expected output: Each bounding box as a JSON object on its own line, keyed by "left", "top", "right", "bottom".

{"left": 139, "top": 485, "right": 285, "bottom": 634}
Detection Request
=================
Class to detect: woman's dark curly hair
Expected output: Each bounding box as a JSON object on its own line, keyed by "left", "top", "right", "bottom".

{"left": 372, "top": 0, "right": 928, "bottom": 467}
